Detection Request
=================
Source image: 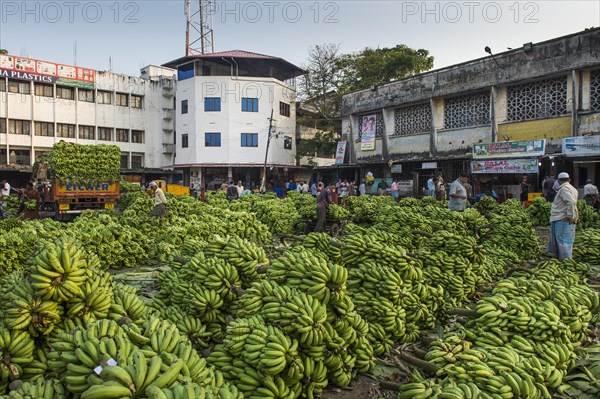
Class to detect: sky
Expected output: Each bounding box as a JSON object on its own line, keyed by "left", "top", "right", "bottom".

{"left": 0, "top": 0, "right": 599, "bottom": 76}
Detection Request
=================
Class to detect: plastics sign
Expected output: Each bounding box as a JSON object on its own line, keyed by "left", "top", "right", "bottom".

{"left": 360, "top": 114, "right": 377, "bottom": 151}
{"left": 0, "top": 54, "right": 95, "bottom": 89}
{"left": 473, "top": 139, "right": 545, "bottom": 159}
{"left": 335, "top": 140, "right": 347, "bottom": 165}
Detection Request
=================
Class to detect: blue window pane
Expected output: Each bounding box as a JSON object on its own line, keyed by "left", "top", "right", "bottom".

{"left": 178, "top": 62, "right": 194, "bottom": 81}
{"left": 242, "top": 98, "right": 258, "bottom": 112}
{"left": 241, "top": 133, "right": 258, "bottom": 147}
{"left": 205, "top": 97, "right": 221, "bottom": 112}
{"left": 205, "top": 132, "right": 221, "bottom": 147}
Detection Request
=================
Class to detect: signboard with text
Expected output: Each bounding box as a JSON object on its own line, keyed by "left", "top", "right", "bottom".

{"left": 562, "top": 136, "right": 600, "bottom": 157}
{"left": 473, "top": 139, "right": 545, "bottom": 159}
{"left": 471, "top": 159, "right": 539, "bottom": 174}
{"left": 335, "top": 140, "right": 347, "bottom": 165}
{"left": 0, "top": 54, "right": 95, "bottom": 89}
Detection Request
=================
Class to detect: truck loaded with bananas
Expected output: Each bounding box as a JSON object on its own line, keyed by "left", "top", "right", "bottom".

{"left": 0, "top": 192, "right": 598, "bottom": 398}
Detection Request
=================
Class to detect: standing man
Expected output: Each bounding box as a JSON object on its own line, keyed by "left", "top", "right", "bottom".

{"left": 227, "top": 181, "right": 239, "bottom": 200}
{"left": 435, "top": 174, "right": 446, "bottom": 201}
{"left": 359, "top": 181, "right": 366, "bottom": 196}
{"left": 544, "top": 173, "right": 557, "bottom": 202}
{"left": 0, "top": 181, "right": 10, "bottom": 219}
{"left": 148, "top": 181, "right": 168, "bottom": 222}
{"left": 426, "top": 175, "right": 435, "bottom": 197}
{"left": 21, "top": 182, "right": 41, "bottom": 220}
{"left": 548, "top": 172, "right": 579, "bottom": 260}
{"left": 583, "top": 179, "right": 599, "bottom": 208}
{"left": 315, "top": 183, "right": 335, "bottom": 232}
{"left": 448, "top": 173, "right": 469, "bottom": 212}
{"left": 348, "top": 180, "right": 357, "bottom": 197}
{"left": 463, "top": 176, "right": 473, "bottom": 204}
{"left": 236, "top": 181, "right": 244, "bottom": 198}
{"left": 520, "top": 175, "right": 532, "bottom": 206}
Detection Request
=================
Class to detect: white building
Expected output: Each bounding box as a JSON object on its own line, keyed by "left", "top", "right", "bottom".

{"left": 162, "top": 50, "right": 303, "bottom": 190}
{"left": 0, "top": 53, "right": 178, "bottom": 184}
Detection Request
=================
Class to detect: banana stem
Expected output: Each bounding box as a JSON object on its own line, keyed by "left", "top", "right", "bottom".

{"left": 412, "top": 230, "right": 433, "bottom": 238}
{"left": 412, "top": 347, "right": 428, "bottom": 359}
{"left": 399, "top": 352, "right": 439, "bottom": 373}
{"left": 256, "top": 265, "right": 269, "bottom": 274}
{"left": 448, "top": 308, "right": 479, "bottom": 318}
{"left": 172, "top": 256, "right": 189, "bottom": 264}
{"left": 505, "top": 267, "right": 537, "bottom": 278}
{"left": 379, "top": 381, "right": 402, "bottom": 392}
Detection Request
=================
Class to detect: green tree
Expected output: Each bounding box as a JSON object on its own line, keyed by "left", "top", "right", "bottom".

{"left": 0, "top": 49, "right": 8, "bottom": 55}
{"left": 297, "top": 43, "right": 434, "bottom": 157}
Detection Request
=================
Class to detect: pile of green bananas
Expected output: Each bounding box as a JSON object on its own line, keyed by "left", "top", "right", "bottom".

{"left": 527, "top": 197, "right": 551, "bottom": 226}
{"left": 47, "top": 141, "right": 121, "bottom": 185}
{"left": 251, "top": 198, "right": 300, "bottom": 235}
{"left": 573, "top": 228, "right": 600, "bottom": 265}
{"left": 328, "top": 204, "right": 349, "bottom": 220}
{"left": 344, "top": 195, "right": 396, "bottom": 224}
{"left": 577, "top": 200, "right": 600, "bottom": 229}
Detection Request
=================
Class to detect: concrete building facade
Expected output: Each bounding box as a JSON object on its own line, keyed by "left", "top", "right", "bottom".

{"left": 340, "top": 28, "right": 600, "bottom": 198}
{"left": 163, "top": 50, "right": 303, "bottom": 190}
{"left": 0, "top": 54, "right": 177, "bottom": 185}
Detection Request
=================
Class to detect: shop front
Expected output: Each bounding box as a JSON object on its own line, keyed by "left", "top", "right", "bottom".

{"left": 470, "top": 139, "right": 546, "bottom": 203}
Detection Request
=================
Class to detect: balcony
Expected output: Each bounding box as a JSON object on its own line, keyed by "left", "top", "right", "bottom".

{"left": 163, "top": 109, "right": 174, "bottom": 120}
{"left": 162, "top": 143, "right": 174, "bottom": 154}
{"left": 161, "top": 77, "right": 174, "bottom": 89}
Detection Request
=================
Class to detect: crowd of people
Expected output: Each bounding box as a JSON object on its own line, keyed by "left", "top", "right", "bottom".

{"left": 0, "top": 179, "right": 50, "bottom": 220}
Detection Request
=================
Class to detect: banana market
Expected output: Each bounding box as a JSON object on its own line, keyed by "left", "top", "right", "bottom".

{"left": 0, "top": 166, "right": 599, "bottom": 399}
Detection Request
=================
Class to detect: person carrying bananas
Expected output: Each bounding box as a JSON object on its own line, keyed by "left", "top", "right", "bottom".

{"left": 148, "top": 181, "right": 168, "bottom": 222}
{"left": 315, "top": 182, "right": 335, "bottom": 232}
{"left": 548, "top": 172, "right": 578, "bottom": 260}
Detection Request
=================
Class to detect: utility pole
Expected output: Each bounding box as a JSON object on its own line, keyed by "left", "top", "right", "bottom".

{"left": 261, "top": 109, "right": 275, "bottom": 192}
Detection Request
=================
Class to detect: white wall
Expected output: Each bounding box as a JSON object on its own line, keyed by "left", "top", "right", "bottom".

{"left": 175, "top": 75, "right": 296, "bottom": 166}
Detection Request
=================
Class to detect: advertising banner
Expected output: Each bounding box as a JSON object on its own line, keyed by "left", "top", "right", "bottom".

{"left": 360, "top": 114, "right": 376, "bottom": 151}
{"left": 473, "top": 139, "right": 545, "bottom": 159}
{"left": 0, "top": 54, "right": 95, "bottom": 89}
{"left": 335, "top": 140, "right": 347, "bottom": 165}
{"left": 471, "top": 159, "right": 539, "bottom": 174}
{"left": 562, "top": 135, "right": 600, "bottom": 157}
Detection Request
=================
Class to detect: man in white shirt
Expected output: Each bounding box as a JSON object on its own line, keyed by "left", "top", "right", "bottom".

{"left": 448, "top": 173, "right": 469, "bottom": 211}
{"left": 548, "top": 172, "right": 578, "bottom": 260}
{"left": 0, "top": 181, "right": 9, "bottom": 219}
{"left": 583, "top": 179, "right": 599, "bottom": 207}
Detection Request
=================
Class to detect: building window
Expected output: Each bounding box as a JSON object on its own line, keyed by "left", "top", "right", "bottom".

{"left": 116, "top": 129, "right": 129, "bottom": 142}
{"left": 97, "top": 91, "right": 112, "bottom": 104}
{"left": 242, "top": 98, "right": 258, "bottom": 112}
{"left": 131, "top": 95, "right": 143, "bottom": 109}
{"left": 9, "top": 120, "right": 31, "bottom": 135}
{"left": 590, "top": 70, "right": 600, "bottom": 112}
{"left": 56, "top": 86, "right": 75, "bottom": 100}
{"left": 131, "top": 130, "right": 144, "bottom": 143}
{"left": 120, "top": 154, "right": 128, "bottom": 169}
{"left": 284, "top": 136, "right": 292, "bottom": 150}
{"left": 205, "top": 132, "right": 221, "bottom": 147}
{"left": 35, "top": 121, "right": 54, "bottom": 137}
{"left": 177, "top": 62, "right": 194, "bottom": 81}
{"left": 116, "top": 93, "right": 128, "bottom": 107}
{"left": 0, "top": 79, "right": 5, "bottom": 92}
{"left": 34, "top": 83, "right": 53, "bottom": 97}
{"left": 79, "top": 125, "right": 95, "bottom": 140}
{"left": 182, "top": 134, "right": 189, "bottom": 148}
{"left": 78, "top": 89, "right": 95, "bottom": 102}
{"left": 181, "top": 100, "right": 188, "bottom": 114}
{"left": 98, "top": 127, "right": 113, "bottom": 141}
{"left": 8, "top": 80, "right": 30, "bottom": 94}
{"left": 57, "top": 123, "right": 76, "bottom": 138}
{"left": 507, "top": 77, "right": 568, "bottom": 122}
{"left": 359, "top": 111, "right": 385, "bottom": 138}
{"left": 241, "top": 133, "right": 258, "bottom": 147}
{"left": 444, "top": 92, "right": 491, "bottom": 129}
{"left": 279, "top": 102, "right": 291, "bottom": 117}
{"left": 131, "top": 154, "right": 143, "bottom": 169}
{"left": 0, "top": 118, "right": 6, "bottom": 133}
{"left": 204, "top": 97, "right": 221, "bottom": 112}
{"left": 393, "top": 103, "right": 431, "bottom": 136}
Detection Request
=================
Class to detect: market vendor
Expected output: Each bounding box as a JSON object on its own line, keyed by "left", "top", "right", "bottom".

{"left": 315, "top": 182, "right": 335, "bottom": 232}
{"left": 21, "top": 182, "right": 41, "bottom": 220}
{"left": 548, "top": 173, "right": 578, "bottom": 260}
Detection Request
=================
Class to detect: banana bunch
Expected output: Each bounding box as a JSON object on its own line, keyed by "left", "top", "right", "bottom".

{"left": 3, "top": 281, "right": 61, "bottom": 336}
{"left": 29, "top": 237, "right": 87, "bottom": 302}
{"left": 66, "top": 269, "right": 113, "bottom": 323}
{"left": 474, "top": 195, "right": 499, "bottom": 217}
{"left": 251, "top": 198, "right": 300, "bottom": 235}
{"left": 148, "top": 381, "right": 244, "bottom": 399}
{"left": 2, "top": 377, "right": 65, "bottom": 399}
{"left": 157, "top": 306, "right": 211, "bottom": 349}
{"left": 181, "top": 286, "right": 225, "bottom": 324}
{"left": 296, "top": 233, "right": 341, "bottom": 262}
{"left": 267, "top": 248, "right": 347, "bottom": 306}
{"left": 203, "top": 235, "right": 268, "bottom": 285}
{"left": 109, "top": 283, "right": 149, "bottom": 326}
{"left": 577, "top": 200, "right": 600, "bottom": 229}
{"left": 328, "top": 204, "right": 349, "bottom": 220}
{"left": 573, "top": 228, "right": 600, "bottom": 265}
{"left": 0, "top": 322, "right": 35, "bottom": 391}
{"left": 344, "top": 195, "right": 396, "bottom": 224}
{"left": 527, "top": 197, "right": 551, "bottom": 226}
